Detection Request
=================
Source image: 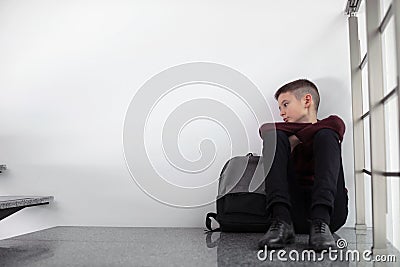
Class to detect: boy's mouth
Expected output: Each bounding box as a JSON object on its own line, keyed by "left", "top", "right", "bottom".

{"left": 283, "top": 118, "right": 288, "bottom": 122}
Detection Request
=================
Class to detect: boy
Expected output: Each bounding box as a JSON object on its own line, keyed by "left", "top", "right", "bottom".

{"left": 258, "top": 79, "right": 348, "bottom": 251}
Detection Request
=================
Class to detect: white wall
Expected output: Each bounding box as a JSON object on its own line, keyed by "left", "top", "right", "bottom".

{"left": 0, "top": 0, "right": 355, "bottom": 239}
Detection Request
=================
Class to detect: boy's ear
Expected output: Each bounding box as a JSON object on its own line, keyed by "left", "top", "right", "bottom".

{"left": 304, "top": 94, "right": 313, "bottom": 108}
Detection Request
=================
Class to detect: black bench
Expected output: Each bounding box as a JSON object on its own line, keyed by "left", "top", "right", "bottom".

{"left": 0, "top": 196, "right": 54, "bottom": 221}
{"left": 0, "top": 165, "right": 6, "bottom": 173}
{"left": 0, "top": 165, "right": 54, "bottom": 220}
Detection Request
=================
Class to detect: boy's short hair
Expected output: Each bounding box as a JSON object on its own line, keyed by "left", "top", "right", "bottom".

{"left": 274, "top": 79, "right": 320, "bottom": 112}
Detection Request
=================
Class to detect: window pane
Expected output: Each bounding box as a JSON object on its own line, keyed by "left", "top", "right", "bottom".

{"left": 387, "top": 176, "right": 400, "bottom": 249}
{"left": 358, "top": 1, "right": 369, "bottom": 114}
{"left": 363, "top": 116, "right": 371, "bottom": 171}
{"left": 382, "top": 17, "right": 397, "bottom": 96}
{"left": 384, "top": 94, "right": 399, "bottom": 172}
{"left": 364, "top": 172, "right": 373, "bottom": 227}
{"left": 362, "top": 66, "right": 369, "bottom": 113}
{"left": 358, "top": 1, "right": 368, "bottom": 58}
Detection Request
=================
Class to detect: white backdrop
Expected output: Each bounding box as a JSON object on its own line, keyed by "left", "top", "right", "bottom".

{"left": 0, "top": 0, "right": 355, "bottom": 239}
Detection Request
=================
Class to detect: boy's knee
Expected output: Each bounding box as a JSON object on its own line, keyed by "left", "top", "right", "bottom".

{"left": 276, "top": 130, "right": 288, "bottom": 137}
{"left": 262, "top": 130, "right": 288, "bottom": 143}
{"left": 314, "top": 129, "right": 339, "bottom": 143}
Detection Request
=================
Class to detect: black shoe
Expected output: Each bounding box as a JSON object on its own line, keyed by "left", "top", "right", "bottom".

{"left": 258, "top": 219, "right": 295, "bottom": 249}
{"left": 309, "top": 219, "right": 336, "bottom": 251}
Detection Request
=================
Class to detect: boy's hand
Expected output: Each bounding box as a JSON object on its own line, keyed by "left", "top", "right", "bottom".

{"left": 288, "top": 135, "right": 301, "bottom": 152}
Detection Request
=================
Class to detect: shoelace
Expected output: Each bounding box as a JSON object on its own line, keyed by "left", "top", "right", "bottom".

{"left": 313, "top": 220, "right": 326, "bottom": 234}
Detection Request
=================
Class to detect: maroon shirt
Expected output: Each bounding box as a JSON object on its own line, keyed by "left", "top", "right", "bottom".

{"left": 259, "top": 115, "right": 346, "bottom": 186}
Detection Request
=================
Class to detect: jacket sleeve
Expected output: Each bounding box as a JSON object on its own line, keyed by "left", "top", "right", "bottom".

{"left": 259, "top": 121, "right": 311, "bottom": 139}
{"left": 295, "top": 115, "right": 346, "bottom": 143}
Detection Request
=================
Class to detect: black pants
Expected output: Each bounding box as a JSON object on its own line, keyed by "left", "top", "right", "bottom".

{"left": 262, "top": 129, "right": 348, "bottom": 234}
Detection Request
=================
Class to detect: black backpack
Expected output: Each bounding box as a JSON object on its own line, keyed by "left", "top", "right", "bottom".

{"left": 205, "top": 153, "right": 270, "bottom": 232}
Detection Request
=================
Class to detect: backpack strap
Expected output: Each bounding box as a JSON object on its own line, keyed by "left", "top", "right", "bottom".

{"left": 205, "top": 212, "right": 220, "bottom": 232}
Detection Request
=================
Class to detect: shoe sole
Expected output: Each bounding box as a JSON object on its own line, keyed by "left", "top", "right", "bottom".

{"left": 262, "top": 236, "right": 296, "bottom": 249}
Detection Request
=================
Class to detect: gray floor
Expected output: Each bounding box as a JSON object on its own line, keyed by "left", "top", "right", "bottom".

{"left": 0, "top": 227, "right": 399, "bottom": 266}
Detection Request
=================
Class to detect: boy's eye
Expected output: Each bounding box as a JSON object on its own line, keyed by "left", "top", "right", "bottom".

{"left": 284, "top": 103, "right": 288, "bottom": 107}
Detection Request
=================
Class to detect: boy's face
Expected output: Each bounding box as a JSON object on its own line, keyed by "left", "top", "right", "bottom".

{"left": 277, "top": 92, "right": 308, "bottom": 123}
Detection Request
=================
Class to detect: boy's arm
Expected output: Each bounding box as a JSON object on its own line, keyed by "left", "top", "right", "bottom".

{"left": 259, "top": 121, "right": 311, "bottom": 139}
{"left": 294, "top": 115, "right": 346, "bottom": 143}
